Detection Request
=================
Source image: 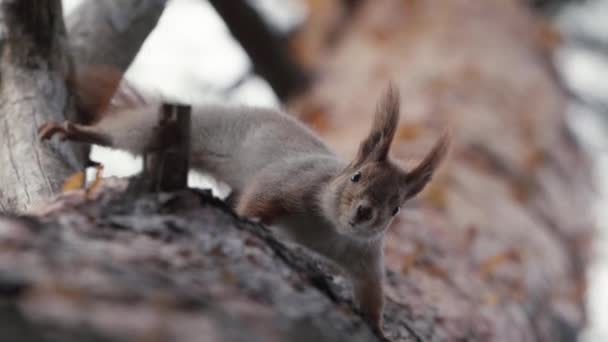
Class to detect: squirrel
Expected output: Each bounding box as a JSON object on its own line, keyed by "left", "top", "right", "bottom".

{"left": 39, "top": 67, "right": 449, "bottom": 334}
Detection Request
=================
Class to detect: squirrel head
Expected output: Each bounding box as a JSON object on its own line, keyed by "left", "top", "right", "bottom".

{"left": 321, "top": 85, "right": 449, "bottom": 240}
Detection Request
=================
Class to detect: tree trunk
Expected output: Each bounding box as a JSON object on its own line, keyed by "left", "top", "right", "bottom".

{"left": 0, "top": 0, "right": 79, "bottom": 213}
{"left": 0, "top": 0, "right": 167, "bottom": 212}
{"left": 0, "top": 183, "right": 387, "bottom": 342}
{"left": 288, "top": 0, "right": 592, "bottom": 340}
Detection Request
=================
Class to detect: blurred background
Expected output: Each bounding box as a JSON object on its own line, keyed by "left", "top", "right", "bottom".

{"left": 554, "top": 2, "right": 608, "bottom": 341}
{"left": 61, "top": 0, "right": 608, "bottom": 340}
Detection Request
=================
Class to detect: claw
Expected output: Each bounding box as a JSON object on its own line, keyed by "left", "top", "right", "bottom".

{"left": 38, "top": 120, "right": 112, "bottom": 147}
{"left": 38, "top": 122, "right": 68, "bottom": 141}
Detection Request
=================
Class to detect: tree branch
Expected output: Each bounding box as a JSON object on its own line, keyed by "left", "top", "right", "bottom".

{"left": 207, "top": 0, "right": 309, "bottom": 101}
{"left": 0, "top": 0, "right": 78, "bottom": 212}
{"left": 0, "top": 0, "right": 168, "bottom": 212}
{"left": 66, "top": 0, "right": 167, "bottom": 71}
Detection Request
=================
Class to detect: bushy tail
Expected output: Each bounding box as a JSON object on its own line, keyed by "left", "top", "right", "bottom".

{"left": 70, "top": 64, "right": 148, "bottom": 124}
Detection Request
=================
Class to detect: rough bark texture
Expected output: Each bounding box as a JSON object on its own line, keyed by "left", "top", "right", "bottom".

{"left": 142, "top": 104, "right": 192, "bottom": 192}
{"left": 0, "top": 0, "right": 80, "bottom": 213}
{"left": 0, "top": 181, "right": 394, "bottom": 342}
{"left": 66, "top": 0, "right": 167, "bottom": 71}
{"left": 289, "top": 0, "right": 592, "bottom": 341}
{"left": 0, "top": 0, "right": 167, "bottom": 213}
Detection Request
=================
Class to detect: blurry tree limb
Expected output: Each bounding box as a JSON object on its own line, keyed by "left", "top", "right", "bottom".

{"left": 66, "top": 0, "right": 167, "bottom": 188}
{"left": 207, "top": 0, "right": 309, "bottom": 101}
{"left": 287, "top": 1, "right": 358, "bottom": 70}
{"left": 66, "top": 0, "right": 167, "bottom": 71}
{"left": 0, "top": 0, "right": 80, "bottom": 212}
{"left": 568, "top": 34, "right": 608, "bottom": 57}
{"left": 0, "top": 0, "right": 167, "bottom": 213}
{"left": 289, "top": 0, "right": 593, "bottom": 340}
{"left": 529, "top": 0, "right": 586, "bottom": 12}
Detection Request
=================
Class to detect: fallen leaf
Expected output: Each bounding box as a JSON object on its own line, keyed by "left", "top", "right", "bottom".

{"left": 397, "top": 123, "right": 423, "bottom": 141}
{"left": 86, "top": 165, "right": 105, "bottom": 198}
{"left": 509, "top": 277, "right": 526, "bottom": 302}
{"left": 479, "top": 249, "right": 521, "bottom": 280}
{"left": 301, "top": 107, "right": 330, "bottom": 132}
{"left": 422, "top": 182, "right": 448, "bottom": 209}
{"left": 510, "top": 178, "right": 536, "bottom": 204}
{"left": 535, "top": 20, "right": 562, "bottom": 51}
{"left": 419, "top": 263, "right": 449, "bottom": 280}
{"left": 481, "top": 292, "right": 499, "bottom": 306}
{"left": 524, "top": 148, "right": 546, "bottom": 171}
{"left": 401, "top": 243, "right": 424, "bottom": 274}
{"left": 62, "top": 171, "right": 85, "bottom": 192}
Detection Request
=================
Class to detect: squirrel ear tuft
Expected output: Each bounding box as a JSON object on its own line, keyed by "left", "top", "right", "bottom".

{"left": 402, "top": 132, "right": 450, "bottom": 198}
{"left": 353, "top": 83, "right": 400, "bottom": 166}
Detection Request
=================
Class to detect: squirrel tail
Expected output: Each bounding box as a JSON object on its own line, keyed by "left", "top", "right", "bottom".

{"left": 70, "top": 64, "right": 148, "bottom": 125}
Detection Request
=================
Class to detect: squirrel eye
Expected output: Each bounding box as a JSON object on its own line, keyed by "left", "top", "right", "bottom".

{"left": 351, "top": 171, "right": 362, "bottom": 183}
{"left": 392, "top": 207, "right": 400, "bottom": 216}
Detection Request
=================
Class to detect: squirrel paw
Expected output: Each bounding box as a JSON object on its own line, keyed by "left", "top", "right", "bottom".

{"left": 366, "top": 316, "right": 388, "bottom": 340}
{"left": 38, "top": 121, "right": 74, "bottom": 141}
{"left": 372, "top": 324, "right": 389, "bottom": 341}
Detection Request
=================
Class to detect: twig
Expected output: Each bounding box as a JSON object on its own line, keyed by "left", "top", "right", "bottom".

{"left": 139, "top": 103, "right": 191, "bottom": 192}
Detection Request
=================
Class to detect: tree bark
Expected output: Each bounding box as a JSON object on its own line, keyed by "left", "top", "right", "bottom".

{"left": 0, "top": 0, "right": 167, "bottom": 212}
{"left": 0, "top": 0, "right": 79, "bottom": 213}
{"left": 0, "top": 184, "right": 390, "bottom": 342}
{"left": 288, "top": 0, "right": 592, "bottom": 340}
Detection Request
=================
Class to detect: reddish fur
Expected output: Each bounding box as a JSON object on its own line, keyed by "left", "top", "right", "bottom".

{"left": 237, "top": 190, "right": 288, "bottom": 225}
{"left": 71, "top": 64, "right": 124, "bottom": 124}
{"left": 70, "top": 64, "right": 148, "bottom": 125}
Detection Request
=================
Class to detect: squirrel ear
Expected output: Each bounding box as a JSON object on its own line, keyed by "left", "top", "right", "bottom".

{"left": 353, "top": 84, "right": 400, "bottom": 166}
{"left": 402, "top": 132, "right": 450, "bottom": 198}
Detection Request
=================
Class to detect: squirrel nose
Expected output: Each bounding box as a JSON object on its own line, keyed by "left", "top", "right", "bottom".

{"left": 355, "top": 204, "right": 373, "bottom": 223}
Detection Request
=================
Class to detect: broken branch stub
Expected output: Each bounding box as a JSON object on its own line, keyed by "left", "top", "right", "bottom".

{"left": 141, "top": 103, "right": 191, "bottom": 192}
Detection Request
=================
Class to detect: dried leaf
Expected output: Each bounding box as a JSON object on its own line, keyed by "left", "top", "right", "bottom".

{"left": 86, "top": 165, "right": 105, "bottom": 198}
{"left": 461, "top": 64, "right": 481, "bottom": 82}
{"left": 422, "top": 182, "right": 448, "bottom": 209}
{"left": 479, "top": 249, "right": 521, "bottom": 280}
{"left": 535, "top": 21, "right": 563, "bottom": 51}
{"left": 401, "top": 243, "right": 423, "bottom": 274}
{"left": 302, "top": 108, "right": 330, "bottom": 132}
{"left": 419, "top": 263, "right": 449, "bottom": 280}
{"left": 465, "top": 225, "right": 478, "bottom": 249}
{"left": 481, "top": 292, "right": 499, "bottom": 306}
{"left": 510, "top": 178, "right": 536, "bottom": 204}
{"left": 524, "top": 148, "right": 546, "bottom": 171}
{"left": 62, "top": 171, "right": 85, "bottom": 192}
{"left": 509, "top": 277, "right": 526, "bottom": 302}
{"left": 397, "top": 123, "right": 423, "bottom": 141}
